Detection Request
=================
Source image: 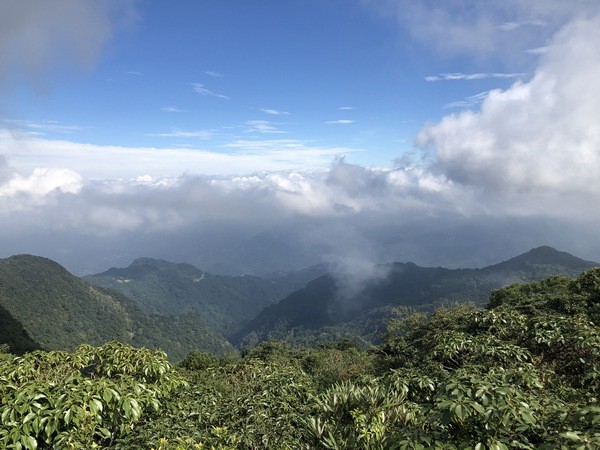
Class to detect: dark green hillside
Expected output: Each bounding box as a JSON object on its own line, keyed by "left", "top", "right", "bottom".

{"left": 0, "top": 255, "right": 232, "bottom": 360}
{"left": 0, "top": 303, "right": 40, "bottom": 354}
{"left": 232, "top": 246, "right": 598, "bottom": 346}
{"left": 84, "top": 258, "right": 325, "bottom": 332}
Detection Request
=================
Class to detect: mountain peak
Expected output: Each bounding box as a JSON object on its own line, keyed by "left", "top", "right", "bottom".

{"left": 486, "top": 246, "right": 597, "bottom": 272}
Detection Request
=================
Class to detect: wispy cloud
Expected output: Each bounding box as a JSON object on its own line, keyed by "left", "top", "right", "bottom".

{"left": 205, "top": 71, "right": 223, "bottom": 78}
{"left": 245, "top": 120, "right": 287, "bottom": 134}
{"left": 146, "top": 128, "right": 212, "bottom": 139}
{"left": 497, "top": 19, "right": 546, "bottom": 31}
{"left": 325, "top": 119, "right": 355, "bottom": 124}
{"left": 339, "top": 106, "right": 355, "bottom": 110}
{"left": 444, "top": 91, "right": 492, "bottom": 108}
{"left": 126, "top": 71, "right": 143, "bottom": 76}
{"left": 161, "top": 106, "right": 187, "bottom": 113}
{"left": 2, "top": 119, "right": 83, "bottom": 134}
{"left": 526, "top": 46, "right": 549, "bottom": 55}
{"left": 261, "top": 108, "right": 290, "bottom": 116}
{"left": 222, "top": 139, "right": 360, "bottom": 161}
{"left": 191, "top": 83, "right": 229, "bottom": 99}
{"left": 0, "top": 131, "right": 360, "bottom": 179}
{"left": 425, "top": 73, "right": 525, "bottom": 82}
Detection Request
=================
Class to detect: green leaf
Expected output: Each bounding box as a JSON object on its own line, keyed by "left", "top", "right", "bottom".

{"left": 454, "top": 404, "right": 467, "bottom": 421}
{"left": 561, "top": 431, "right": 582, "bottom": 441}
{"left": 20, "top": 435, "right": 37, "bottom": 450}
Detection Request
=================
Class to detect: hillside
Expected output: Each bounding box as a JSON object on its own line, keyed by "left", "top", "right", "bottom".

{"left": 0, "top": 255, "right": 233, "bottom": 359}
{"left": 0, "top": 303, "right": 41, "bottom": 354}
{"left": 84, "top": 258, "right": 328, "bottom": 332}
{"left": 231, "top": 246, "right": 598, "bottom": 346}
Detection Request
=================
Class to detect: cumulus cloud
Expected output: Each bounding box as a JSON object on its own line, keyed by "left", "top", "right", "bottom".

{"left": 0, "top": 0, "right": 136, "bottom": 86}
{"left": 417, "top": 15, "right": 600, "bottom": 206}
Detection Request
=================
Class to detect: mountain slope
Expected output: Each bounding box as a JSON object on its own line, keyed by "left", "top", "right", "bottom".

{"left": 0, "top": 303, "right": 41, "bottom": 354}
{"left": 0, "top": 255, "right": 232, "bottom": 359}
{"left": 231, "top": 246, "right": 598, "bottom": 346}
{"left": 84, "top": 258, "right": 328, "bottom": 332}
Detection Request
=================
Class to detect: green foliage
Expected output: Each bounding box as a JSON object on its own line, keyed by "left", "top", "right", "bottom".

{"left": 0, "top": 342, "right": 183, "bottom": 449}
{"left": 117, "top": 359, "right": 314, "bottom": 449}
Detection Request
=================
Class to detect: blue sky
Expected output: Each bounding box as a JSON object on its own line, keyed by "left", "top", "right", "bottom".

{"left": 3, "top": 0, "right": 530, "bottom": 175}
{"left": 2, "top": 1, "right": 600, "bottom": 274}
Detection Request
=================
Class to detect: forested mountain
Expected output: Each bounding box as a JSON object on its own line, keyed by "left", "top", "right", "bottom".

{"left": 0, "top": 303, "right": 41, "bottom": 355}
{"left": 84, "top": 258, "right": 328, "bottom": 332}
{"left": 0, "top": 255, "right": 232, "bottom": 359}
{"left": 231, "top": 246, "right": 598, "bottom": 346}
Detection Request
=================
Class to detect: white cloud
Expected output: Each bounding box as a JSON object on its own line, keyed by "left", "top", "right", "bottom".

{"left": 339, "top": 106, "right": 355, "bottom": 110}
{"left": 161, "top": 106, "right": 187, "bottom": 113}
{"left": 526, "top": 46, "right": 549, "bottom": 55}
{"left": 146, "top": 129, "right": 212, "bottom": 139}
{"left": 425, "top": 73, "right": 525, "bottom": 81}
{"left": 365, "top": 0, "right": 600, "bottom": 62}
{"left": 245, "top": 120, "right": 287, "bottom": 134}
{"left": 325, "top": 119, "right": 355, "bottom": 124}
{"left": 2, "top": 119, "right": 83, "bottom": 134}
{"left": 191, "top": 83, "right": 229, "bottom": 99}
{"left": 444, "top": 91, "right": 492, "bottom": 108}
{"left": 417, "top": 15, "right": 600, "bottom": 204}
{"left": 205, "top": 71, "right": 223, "bottom": 78}
{"left": 0, "top": 131, "right": 359, "bottom": 179}
{"left": 497, "top": 19, "right": 546, "bottom": 31}
{"left": 261, "top": 108, "right": 290, "bottom": 116}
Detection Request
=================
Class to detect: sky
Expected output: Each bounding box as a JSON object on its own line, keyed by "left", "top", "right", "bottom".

{"left": 1, "top": 0, "right": 600, "bottom": 275}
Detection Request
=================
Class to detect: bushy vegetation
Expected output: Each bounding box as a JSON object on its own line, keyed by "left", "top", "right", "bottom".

{"left": 1, "top": 268, "right": 599, "bottom": 448}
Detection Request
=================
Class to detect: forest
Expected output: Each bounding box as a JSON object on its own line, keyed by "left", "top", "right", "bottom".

{"left": 1, "top": 269, "right": 599, "bottom": 449}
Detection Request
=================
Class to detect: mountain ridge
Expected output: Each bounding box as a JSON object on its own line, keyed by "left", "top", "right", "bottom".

{"left": 230, "top": 246, "right": 599, "bottom": 346}
{"left": 84, "top": 258, "right": 329, "bottom": 332}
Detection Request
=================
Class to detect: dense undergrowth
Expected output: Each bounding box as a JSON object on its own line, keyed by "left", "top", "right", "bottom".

{"left": 1, "top": 269, "right": 599, "bottom": 449}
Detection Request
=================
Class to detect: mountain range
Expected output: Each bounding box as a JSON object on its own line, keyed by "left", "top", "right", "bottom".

{"left": 83, "top": 258, "right": 328, "bottom": 332}
{"left": 0, "top": 246, "right": 597, "bottom": 359}
{"left": 229, "top": 246, "right": 598, "bottom": 346}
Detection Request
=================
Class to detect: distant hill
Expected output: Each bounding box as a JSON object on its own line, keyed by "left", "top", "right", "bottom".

{"left": 84, "top": 258, "right": 329, "bottom": 332}
{"left": 0, "top": 255, "right": 233, "bottom": 360}
{"left": 231, "top": 246, "right": 598, "bottom": 346}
